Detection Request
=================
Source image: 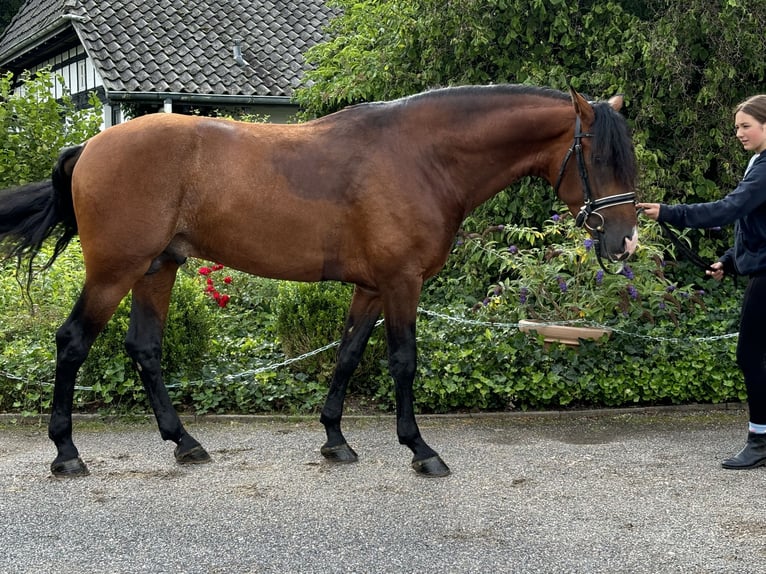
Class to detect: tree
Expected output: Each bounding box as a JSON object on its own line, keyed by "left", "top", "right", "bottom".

{"left": 0, "top": 69, "right": 103, "bottom": 188}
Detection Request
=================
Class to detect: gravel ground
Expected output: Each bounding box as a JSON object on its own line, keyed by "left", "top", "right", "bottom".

{"left": 1, "top": 407, "right": 765, "bottom": 574}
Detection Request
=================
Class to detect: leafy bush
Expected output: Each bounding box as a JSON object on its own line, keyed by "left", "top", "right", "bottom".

{"left": 450, "top": 212, "right": 708, "bottom": 328}
{"left": 410, "top": 314, "right": 742, "bottom": 413}
{"left": 0, "top": 69, "right": 102, "bottom": 187}
{"left": 296, "top": 0, "right": 766, "bottom": 265}
{"left": 1, "top": 247, "right": 745, "bottom": 415}
{"left": 0, "top": 249, "right": 215, "bottom": 413}
{"left": 273, "top": 281, "right": 387, "bottom": 394}
{"left": 0, "top": 244, "right": 83, "bottom": 413}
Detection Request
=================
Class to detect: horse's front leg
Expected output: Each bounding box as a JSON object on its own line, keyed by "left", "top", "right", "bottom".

{"left": 320, "top": 286, "right": 382, "bottom": 463}
{"left": 384, "top": 288, "right": 450, "bottom": 477}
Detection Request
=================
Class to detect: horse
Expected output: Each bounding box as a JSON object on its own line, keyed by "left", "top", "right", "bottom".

{"left": 0, "top": 84, "right": 638, "bottom": 478}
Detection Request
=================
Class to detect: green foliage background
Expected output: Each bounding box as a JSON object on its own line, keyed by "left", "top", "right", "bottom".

{"left": 0, "top": 70, "right": 102, "bottom": 187}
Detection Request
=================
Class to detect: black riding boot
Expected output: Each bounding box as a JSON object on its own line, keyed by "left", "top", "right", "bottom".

{"left": 721, "top": 432, "right": 766, "bottom": 470}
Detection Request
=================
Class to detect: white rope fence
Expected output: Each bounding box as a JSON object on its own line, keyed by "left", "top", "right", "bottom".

{"left": 0, "top": 308, "right": 738, "bottom": 392}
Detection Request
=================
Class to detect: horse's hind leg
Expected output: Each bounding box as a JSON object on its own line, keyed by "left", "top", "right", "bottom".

{"left": 50, "top": 284, "right": 130, "bottom": 476}
{"left": 320, "top": 286, "right": 382, "bottom": 463}
{"left": 125, "top": 262, "right": 210, "bottom": 466}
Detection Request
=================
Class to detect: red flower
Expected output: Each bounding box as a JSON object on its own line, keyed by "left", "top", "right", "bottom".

{"left": 199, "top": 263, "right": 232, "bottom": 308}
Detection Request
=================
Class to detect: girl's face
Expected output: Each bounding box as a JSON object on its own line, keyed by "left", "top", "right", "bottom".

{"left": 735, "top": 111, "right": 766, "bottom": 154}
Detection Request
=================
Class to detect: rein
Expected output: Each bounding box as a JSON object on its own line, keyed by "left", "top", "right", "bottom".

{"left": 554, "top": 115, "right": 636, "bottom": 274}
{"left": 656, "top": 220, "right": 715, "bottom": 273}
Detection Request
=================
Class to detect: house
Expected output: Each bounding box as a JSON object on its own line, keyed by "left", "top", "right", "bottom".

{"left": 0, "top": 0, "right": 335, "bottom": 126}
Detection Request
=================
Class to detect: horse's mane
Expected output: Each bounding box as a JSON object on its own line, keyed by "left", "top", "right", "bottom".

{"left": 591, "top": 101, "right": 637, "bottom": 191}
{"left": 336, "top": 84, "right": 569, "bottom": 115}
{"left": 401, "top": 84, "right": 571, "bottom": 104}
{"left": 327, "top": 84, "right": 637, "bottom": 191}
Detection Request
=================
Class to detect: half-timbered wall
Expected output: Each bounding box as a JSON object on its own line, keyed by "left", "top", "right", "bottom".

{"left": 16, "top": 45, "right": 120, "bottom": 127}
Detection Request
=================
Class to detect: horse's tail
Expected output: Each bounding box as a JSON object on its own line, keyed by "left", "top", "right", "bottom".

{"left": 0, "top": 144, "right": 84, "bottom": 285}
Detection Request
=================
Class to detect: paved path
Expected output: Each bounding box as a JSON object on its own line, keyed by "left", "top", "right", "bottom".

{"left": 1, "top": 408, "right": 765, "bottom": 573}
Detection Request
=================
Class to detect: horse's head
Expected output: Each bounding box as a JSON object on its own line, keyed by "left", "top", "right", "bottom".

{"left": 553, "top": 88, "right": 638, "bottom": 263}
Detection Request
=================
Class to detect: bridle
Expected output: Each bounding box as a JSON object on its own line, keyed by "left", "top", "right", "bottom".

{"left": 553, "top": 115, "right": 636, "bottom": 272}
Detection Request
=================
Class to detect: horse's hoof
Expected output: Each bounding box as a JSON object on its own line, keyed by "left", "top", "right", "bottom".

{"left": 174, "top": 444, "right": 212, "bottom": 465}
{"left": 412, "top": 455, "right": 451, "bottom": 477}
{"left": 50, "top": 457, "right": 90, "bottom": 478}
{"left": 321, "top": 442, "right": 359, "bottom": 463}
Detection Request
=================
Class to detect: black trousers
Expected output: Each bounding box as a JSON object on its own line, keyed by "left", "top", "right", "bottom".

{"left": 737, "top": 274, "right": 766, "bottom": 424}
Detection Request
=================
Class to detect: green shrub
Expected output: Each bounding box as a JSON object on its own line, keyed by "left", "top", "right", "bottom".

{"left": 0, "top": 243, "right": 84, "bottom": 413}
{"left": 447, "top": 212, "right": 708, "bottom": 328}
{"left": 0, "top": 251, "right": 214, "bottom": 413}
{"left": 0, "top": 69, "right": 102, "bottom": 187}
{"left": 409, "top": 312, "right": 743, "bottom": 413}
{"left": 273, "top": 281, "right": 388, "bottom": 394}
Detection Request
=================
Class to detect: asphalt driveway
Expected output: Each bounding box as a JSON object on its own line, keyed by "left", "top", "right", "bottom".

{"left": 1, "top": 407, "right": 764, "bottom": 573}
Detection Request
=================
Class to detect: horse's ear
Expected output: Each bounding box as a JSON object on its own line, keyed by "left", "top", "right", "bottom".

{"left": 569, "top": 86, "right": 594, "bottom": 124}
{"left": 608, "top": 94, "right": 624, "bottom": 111}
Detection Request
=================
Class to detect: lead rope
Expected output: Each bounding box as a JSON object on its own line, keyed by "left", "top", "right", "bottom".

{"left": 656, "top": 220, "right": 716, "bottom": 273}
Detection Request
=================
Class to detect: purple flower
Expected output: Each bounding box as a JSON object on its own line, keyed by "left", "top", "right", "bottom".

{"left": 621, "top": 265, "right": 635, "bottom": 280}
{"left": 595, "top": 270, "right": 604, "bottom": 285}
{"left": 520, "top": 287, "right": 528, "bottom": 304}
{"left": 557, "top": 276, "right": 568, "bottom": 292}
{"left": 584, "top": 238, "right": 594, "bottom": 251}
{"left": 497, "top": 224, "right": 505, "bottom": 231}
{"left": 552, "top": 214, "right": 561, "bottom": 222}
{"left": 628, "top": 285, "right": 638, "bottom": 300}
{"left": 658, "top": 302, "right": 666, "bottom": 310}
{"left": 482, "top": 297, "right": 490, "bottom": 306}
{"left": 666, "top": 284, "right": 676, "bottom": 293}
{"left": 456, "top": 238, "right": 464, "bottom": 246}
{"left": 508, "top": 245, "right": 518, "bottom": 254}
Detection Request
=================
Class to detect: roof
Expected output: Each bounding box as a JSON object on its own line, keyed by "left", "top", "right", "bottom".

{"left": 0, "top": 0, "right": 69, "bottom": 55}
{"left": 0, "top": 0, "right": 334, "bottom": 100}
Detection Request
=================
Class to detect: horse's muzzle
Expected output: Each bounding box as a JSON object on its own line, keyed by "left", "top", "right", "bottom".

{"left": 598, "top": 228, "right": 638, "bottom": 264}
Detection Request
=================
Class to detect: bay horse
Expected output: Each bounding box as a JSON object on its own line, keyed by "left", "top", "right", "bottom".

{"left": 0, "top": 85, "right": 638, "bottom": 478}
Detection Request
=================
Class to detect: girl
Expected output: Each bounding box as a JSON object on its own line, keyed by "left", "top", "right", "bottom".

{"left": 638, "top": 94, "right": 766, "bottom": 470}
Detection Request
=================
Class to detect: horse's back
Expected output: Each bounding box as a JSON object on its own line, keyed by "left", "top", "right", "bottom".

{"left": 70, "top": 114, "right": 398, "bottom": 283}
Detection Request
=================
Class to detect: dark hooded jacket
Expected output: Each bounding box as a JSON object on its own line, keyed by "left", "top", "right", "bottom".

{"left": 659, "top": 153, "right": 766, "bottom": 276}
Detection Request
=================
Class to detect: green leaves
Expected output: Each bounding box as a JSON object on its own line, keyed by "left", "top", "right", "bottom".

{"left": 0, "top": 69, "right": 102, "bottom": 188}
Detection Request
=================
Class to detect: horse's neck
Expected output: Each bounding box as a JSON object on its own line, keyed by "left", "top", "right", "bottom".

{"left": 413, "top": 98, "right": 572, "bottom": 213}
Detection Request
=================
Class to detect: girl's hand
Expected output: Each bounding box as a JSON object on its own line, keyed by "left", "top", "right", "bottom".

{"left": 636, "top": 202, "right": 661, "bottom": 220}
{"left": 706, "top": 261, "right": 725, "bottom": 281}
